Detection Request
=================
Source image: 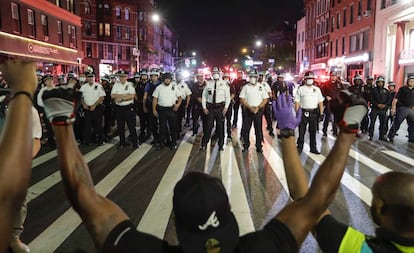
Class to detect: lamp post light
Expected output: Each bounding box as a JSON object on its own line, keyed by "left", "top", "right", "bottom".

{"left": 255, "top": 40, "right": 262, "bottom": 47}
{"left": 192, "top": 51, "right": 197, "bottom": 56}
{"left": 152, "top": 13, "right": 160, "bottom": 23}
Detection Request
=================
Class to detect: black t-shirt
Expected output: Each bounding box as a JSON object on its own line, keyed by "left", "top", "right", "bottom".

{"left": 396, "top": 86, "right": 414, "bottom": 108}
{"left": 103, "top": 219, "right": 298, "bottom": 253}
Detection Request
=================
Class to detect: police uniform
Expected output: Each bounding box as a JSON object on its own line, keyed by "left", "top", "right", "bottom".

{"left": 321, "top": 74, "right": 346, "bottom": 136}
{"left": 388, "top": 75, "right": 414, "bottom": 142}
{"left": 101, "top": 75, "right": 114, "bottom": 140}
{"left": 239, "top": 73, "right": 269, "bottom": 153}
{"left": 144, "top": 69, "right": 162, "bottom": 144}
{"left": 135, "top": 70, "right": 150, "bottom": 143}
{"left": 190, "top": 78, "right": 207, "bottom": 136}
{"left": 231, "top": 72, "right": 247, "bottom": 127}
{"left": 152, "top": 75, "right": 182, "bottom": 149}
{"left": 80, "top": 74, "right": 106, "bottom": 145}
{"left": 369, "top": 77, "right": 392, "bottom": 141}
{"left": 223, "top": 75, "right": 235, "bottom": 140}
{"left": 37, "top": 74, "right": 56, "bottom": 147}
{"left": 176, "top": 79, "right": 192, "bottom": 137}
{"left": 262, "top": 81, "right": 274, "bottom": 136}
{"left": 200, "top": 72, "right": 231, "bottom": 150}
{"left": 295, "top": 72, "right": 324, "bottom": 154}
{"left": 111, "top": 71, "right": 138, "bottom": 148}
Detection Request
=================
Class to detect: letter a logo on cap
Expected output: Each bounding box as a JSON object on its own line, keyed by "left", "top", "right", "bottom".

{"left": 198, "top": 211, "right": 220, "bottom": 230}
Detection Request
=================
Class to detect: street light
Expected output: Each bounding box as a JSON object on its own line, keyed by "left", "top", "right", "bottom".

{"left": 152, "top": 13, "right": 160, "bottom": 23}
{"left": 255, "top": 40, "right": 262, "bottom": 47}
{"left": 192, "top": 51, "right": 197, "bottom": 56}
{"left": 234, "top": 59, "right": 238, "bottom": 63}
{"left": 242, "top": 48, "right": 248, "bottom": 54}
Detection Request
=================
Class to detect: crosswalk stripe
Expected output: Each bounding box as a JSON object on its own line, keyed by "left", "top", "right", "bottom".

{"left": 262, "top": 139, "right": 289, "bottom": 193}
{"left": 381, "top": 150, "right": 414, "bottom": 165}
{"left": 32, "top": 150, "right": 57, "bottom": 168}
{"left": 304, "top": 143, "right": 372, "bottom": 206}
{"left": 326, "top": 134, "right": 391, "bottom": 174}
{"left": 220, "top": 145, "right": 255, "bottom": 235}
{"left": 28, "top": 144, "right": 152, "bottom": 252}
{"left": 27, "top": 142, "right": 115, "bottom": 202}
{"left": 137, "top": 133, "right": 193, "bottom": 238}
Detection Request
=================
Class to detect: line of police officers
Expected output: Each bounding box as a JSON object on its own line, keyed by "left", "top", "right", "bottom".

{"left": 31, "top": 67, "right": 414, "bottom": 154}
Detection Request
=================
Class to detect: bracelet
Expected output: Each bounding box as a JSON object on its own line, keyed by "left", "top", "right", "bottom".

{"left": 10, "top": 91, "right": 33, "bottom": 102}
{"left": 279, "top": 128, "right": 295, "bottom": 139}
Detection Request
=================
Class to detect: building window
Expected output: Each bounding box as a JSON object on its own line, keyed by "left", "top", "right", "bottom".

{"left": 358, "top": 0, "right": 362, "bottom": 17}
{"left": 56, "top": 0, "right": 61, "bottom": 7}
{"left": 57, "top": 21, "right": 63, "bottom": 44}
{"left": 66, "top": 0, "right": 74, "bottom": 13}
{"left": 336, "top": 12, "right": 340, "bottom": 29}
{"left": 69, "top": 25, "right": 76, "bottom": 47}
{"left": 362, "top": 30, "right": 369, "bottom": 50}
{"left": 118, "top": 45, "right": 122, "bottom": 59}
{"left": 125, "top": 8, "right": 130, "bottom": 20}
{"left": 343, "top": 9, "right": 347, "bottom": 27}
{"left": 27, "top": 9, "right": 36, "bottom": 37}
{"left": 139, "top": 11, "right": 146, "bottom": 22}
{"left": 381, "top": 0, "right": 386, "bottom": 9}
{"left": 126, "top": 46, "right": 131, "bottom": 60}
{"left": 115, "top": 7, "right": 121, "bottom": 19}
{"left": 41, "top": 14, "right": 49, "bottom": 37}
{"left": 84, "top": 1, "right": 91, "bottom": 14}
{"left": 342, "top": 36, "right": 345, "bottom": 55}
{"left": 11, "top": 2, "right": 21, "bottom": 33}
{"left": 125, "top": 27, "right": 130, "bottom": 40}
{"left": 335, "top": 39, "right": 338, "bottom": 56}
{"left": 350, "top": 5, "right": 354, "bottom": 24}
{"left": 410, "top": 29, "right": 414, "bottom": 49}
{"left": 98, "top": 43, "right": 103, "bottom": 58}
{"left": 330, "top": 41, "right": 333, "bottom": 57}
{"left": 0, "top": 5, "right": 2, "bottom": 29}
{"left": 104, "top": 4, "right": 110, "bottom": 15}
{"left": 86, "top": 42, "right": 92, "bottom": 57}
{"left": 98, "top": 23, "right": 103, "bottom": 36}
{"left": 116, "top": 26, "right": 121, "bottom": 39}
{"left": 85, "top": 22, "right": 92, "bottom": 35}
{"left": 104, "top": 23, "right": 111, "bottom": 36}
{"left": 367, "top": 0, "right": 372, "bottom": 10}
{"left": 108, "top": 45, "right": 113, "bottom": 59}
{"left": 331, "top": 16, "right": 334, "bottom": 32}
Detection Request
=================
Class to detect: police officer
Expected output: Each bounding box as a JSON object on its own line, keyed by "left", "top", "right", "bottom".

{"left": 348, "top": 74, "right": 369, "bottom": 135}
{"left": 101, "top": 75, "right": 113, "bottom": 140}
{"left": 386, "top": 81, "right": 396, "bottom": 132}
{"left": 143, "top": 68, "right": 161, "bottom": 145}
{"left": 240, "top": 69, "right": 269, "bottom": 153}
{"left": 388, "top": 75, "right": 414, "bottom": 143}
{"left": 190, "top": 73, "right": 207, "bottom": 136}
{"left": 231, "top": 70, "right": 247, "bottom": 128}
{"left": 80, "top": 71, "right": 106, "bottom": 146}
{"left": 223, "top": 72, "right": 235, "bottom": 141}
{"left": 321, "top": 72, "right": 345, "bottom": 136}
{"left": 111, "top": 70, "right": 138, "bottom": 149}
{"left": 259, "top": 72, "right": 274, "bottom": 137}
{"left": 152, "top": 72, "right": 182, "bottom": 150}
{"left": 135, "top": 69, "right": 150, "bottom": 143}
{"left": 175, "top": 71, "right": 192, "bottom": 138}
{"left": 57, "top": 74, "right": 66, "bottom": 86}
{"left": 369, "top": 76, "right": 391, "bottom": 141}
{"left": 37, "top": 73, "right": 56, "bottom": 148}
{"left": 200, "top": 67, "right": 231, "bottom": 151}
{"left": 295, "top": 71, "right": 324, "bottom": 154}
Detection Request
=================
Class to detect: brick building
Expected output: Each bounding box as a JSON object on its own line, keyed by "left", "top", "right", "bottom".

{"left": 0, "top": 0, "right": 82, "bottom": 75}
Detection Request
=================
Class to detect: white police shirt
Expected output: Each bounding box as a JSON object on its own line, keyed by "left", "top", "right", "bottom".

{"left": 201, "top": 79, "right": 231, "bottom": 109}
{"left": 111, "top": 81, "right": 136, "bottom": 106}
{"left": 239, "top": 82, "right": 269, "bottom": 107}
{"left": 32, "top": 106, "right": 42, "bottom": 139}
{"left": 175, "top": 81, "right": 192, "bottom": 100}
{"left": 295, "top": 84, "right": 324, "bottom": 109}
{"left": 152, "top": 83, "right": 181, "bottom": 107}
{"left": 37, "top": 86, "right": 55, "bottom": 108}
{"left": 79, "top": 82, "right": 106, "bottom": 106}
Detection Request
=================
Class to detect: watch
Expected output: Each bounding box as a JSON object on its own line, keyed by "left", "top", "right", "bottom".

{"left": 279, "top": 128, "right": 295, "bottom": 138}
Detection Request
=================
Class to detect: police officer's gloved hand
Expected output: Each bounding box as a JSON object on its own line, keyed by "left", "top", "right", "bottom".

{"left": 329, "top": 89, "right": 368, "bottom": 133}
{"left": 272, "top": 94, "right": 302, "bottom": 130}
{"left": 42, "top": 85, "right": 80, "bottom": 125}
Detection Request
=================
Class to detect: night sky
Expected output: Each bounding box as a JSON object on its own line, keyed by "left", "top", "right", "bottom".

{"left": 157, "top": 0, "right": 304, "bottom": 66}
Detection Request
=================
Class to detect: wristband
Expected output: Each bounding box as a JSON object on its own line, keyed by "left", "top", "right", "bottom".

{"left": 10, "top": 91, "right": 33, "bottom": 102}
{"left": 279, "top": 128, "right": 295, "bottom": 138}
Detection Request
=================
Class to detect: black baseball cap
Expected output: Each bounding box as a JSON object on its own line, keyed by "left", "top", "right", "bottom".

{"left": 173, "top": 172, "right": 239, "bottom": 253}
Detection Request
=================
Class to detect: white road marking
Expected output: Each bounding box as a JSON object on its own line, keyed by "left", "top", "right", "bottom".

{"left": 137, "top": 134, "right": 193, "bottom": 238}
{"left": 220, "top": 145, "right": 255, "bottom": 235}
{"left": 381, "top": 150, "right": 414, "bottom": 166}
{"left": 29, "top": 144, "right": 151, "bottom": 252}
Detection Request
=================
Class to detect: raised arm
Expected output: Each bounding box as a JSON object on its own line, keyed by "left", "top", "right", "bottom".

{"left": 273, "top": 92, "right": 367, "bottom": 245}
{"left": 0, "top": 60, "right": 37, "bottom": 251}
{"left": 42, "top": 87, "right": 128, "bottom": 250}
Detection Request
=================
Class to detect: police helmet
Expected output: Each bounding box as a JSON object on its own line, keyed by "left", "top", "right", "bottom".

{"left": 85, "top": 71, "right": 95, "bottom": 78}
{"left": 42, "top": 74, "right": 53, "bottom": 82}
{"left": 149, "top": 68, "right": 160, "bottom": 77}
{"left": 330, "top": 71, "right": 338, "bottom": 76}
{"left": 140, "top": 69, "right": 149, "bottom": 76}
{"left": 388, "top": 81, "right": 396, "bottom": 87}
{"left": 58, "top": 74, "right": 65, "bottom": 80}
{"left": 101, "top": 75, "right": 110, "bottom": 82}
{"left": 366, "top": 76, "right": 374, "bottom": 80}
{"left": 163, "top": 72, "right": 173, "bottom": 80}
{"left": 36, "top": 69, "right": 43, "bottom": 77}
{"left": 408, "top": 74, "right": 414, "bottom": 80}
{"left": 222, "top": 72, "right": 230, "bottom": 78}
{"left": 353, "top": 74, "right": 363, "bottom": 81}
{"left": 303, "top": 71, "right": 315, "bottom": 79}
{"left": 212, "top": 66, "right": 221, "bottom": 73}
{"left": 67, "top": 72, "right": 77, "bottom": 80}
{"left": 134, "top": 72, "right": 140, "bottom": 78}
{"left": 376, "top": 76, "right": 385, "bottom": 83}
{"left": 248, "top": 69, "right": 258, "bottom": 77}
{"left": 117, "top": 70, "right": 129, "bottom": 76}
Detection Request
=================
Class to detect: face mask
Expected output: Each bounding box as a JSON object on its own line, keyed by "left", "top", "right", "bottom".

{"left": 212, "top": 73, "right": 220, "bottom": 80}
{"left": 306, "top": 79, "right": 314, "bottom": 85}
{"left": 79, "top": 77, "right": 86, "bottom": 82}
{"left": 250, "top": 77, "right": 257, "bottom": 84}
